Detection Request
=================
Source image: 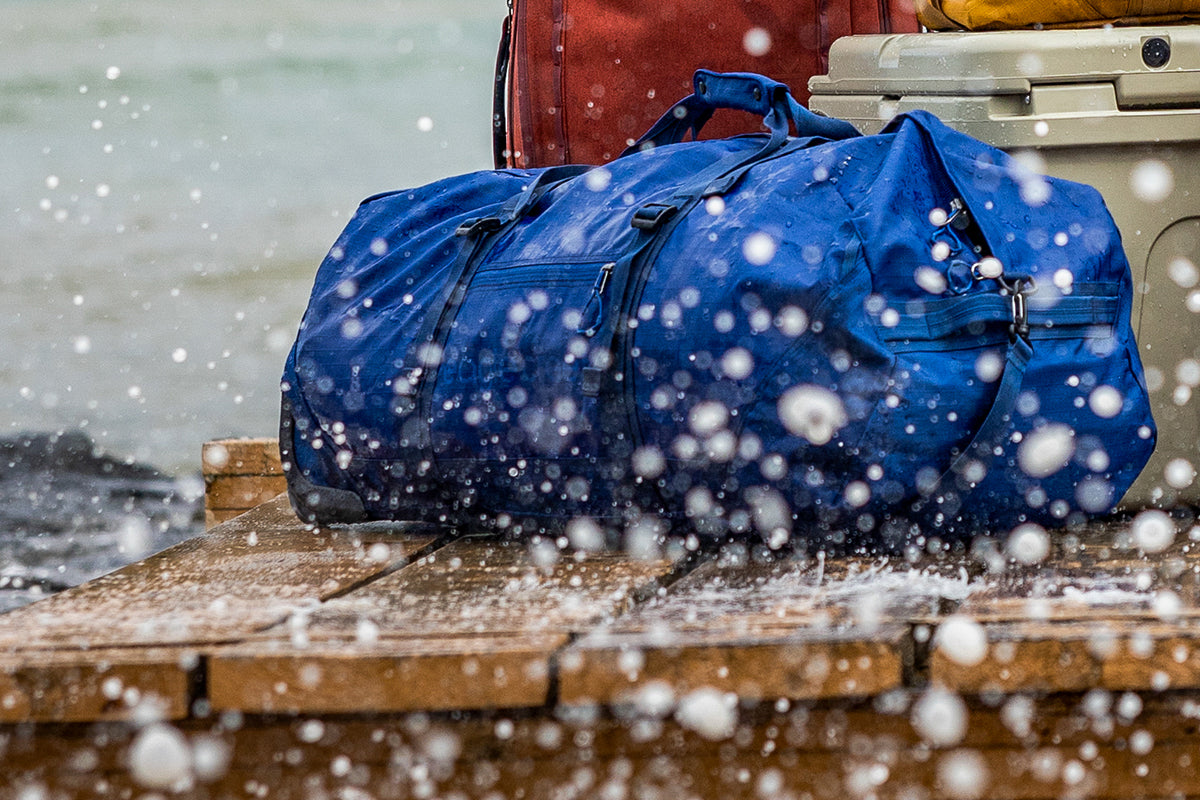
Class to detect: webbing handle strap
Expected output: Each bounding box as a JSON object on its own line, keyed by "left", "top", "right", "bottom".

{"left": 927, "top": 333, "right": 1033, "bottom": 509}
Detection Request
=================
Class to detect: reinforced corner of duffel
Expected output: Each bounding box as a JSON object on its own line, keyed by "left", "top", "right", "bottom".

{"left": 278, "top": 394, "right": 368, "bottom": 525}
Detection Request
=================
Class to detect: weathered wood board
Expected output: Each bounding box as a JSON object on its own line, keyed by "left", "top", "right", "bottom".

{"left": 202, "top": 437, "right": 287, "bottom": 526}
{"left": 209, "top": 536, "right": 683, "bottom": 713}
{"left": 0, "top": 495, "right": 441, "bottom": 722}
{"left": 4, "top": 437, "right": 1200, "bottom": 798}
{"left": 557, "top": 554, "right": 965, "bottom": 704}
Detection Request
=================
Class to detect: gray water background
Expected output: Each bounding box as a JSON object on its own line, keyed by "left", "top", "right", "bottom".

{"left": 1, "top": 0, "right": 503, "bottom": 605}
{"left": 3, "top": 0, "right": 502, "bottom": 473}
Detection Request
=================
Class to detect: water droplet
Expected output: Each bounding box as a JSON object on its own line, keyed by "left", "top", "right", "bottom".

{"left": 720, "top": 347, "right": 754, "bottom": 380}
{"left": 297, "top": 719, "right": 325, "bottom": 743}
{"left": 1088, "top": 385, "right": 1122, "bottom": 418}
{"left": 743, "top": 27, "right": 772, "bottom": 57}
{"left": 912, "top": 687, "right": 967, "bottom": 746}
{"left": 1017, "top": 424, "right": 1075, "bottom": 478}
{"left": 1130, "top": 159, "right": 1174, "bottom": 203}
{"left": 1169, "top": 257, "right": 1198, "bottom": 288}
{"left": 585, "top": 168, "right": 611, "bottom": 192}
{"left": 566, "top": 517, "right": 604, "bottom": 552}
{"left": 915, "top": 266, "right": 948, "bottom": 294}
{"left": 775, "top": 305, "right": 808, "bottom": 337}
{"left": 975, "top": 351, "right": 1003, "bottom": 383}
{"left": 1009, "top": 151, "right": 1050, "bottom": 206}
{"left": 844, "top": 480, "right": 871, "bottom": 508}
{"left": 675, "top": 688, "right": 737, "bottom": 741}
{"left": 631, "top": 446, "right": 665, "bottom": 479}
{"left": 1165, "top": 458, "right": 1195, "bottom": 489}
{"left": 743, "top": 232, "right": 776, "bottom": 266}
{"left": 936, "top": 615, "right": 988, "bottom": 666}
{"left": 1177, "top": 359, "right": 1200, "bottom": 387}
{"left": 1131, "top": 509, "right": 1175, "bottom": 553}
{"left": 938, "top": 750, "right": 989, "bottom": 800}
{"left": 777, "top": 385, "right": 847, "bottom": 445}
{"left": 129, "top": 724, "right": 191, "bottom": 790}
{"left": 975, "top": 257, "right": 1004, "bottom": 279}
{"left": 1007, "top": 523, "right": 1050, "bottom": 564}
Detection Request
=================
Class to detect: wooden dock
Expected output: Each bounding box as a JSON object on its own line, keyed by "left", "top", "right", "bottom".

{"left": 3, "top": 438, "right": 1200, "bottom": 798}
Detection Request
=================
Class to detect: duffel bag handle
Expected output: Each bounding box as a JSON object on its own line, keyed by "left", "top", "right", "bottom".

{"left": 622, "top": 70, "right": 859, "bottom": 156}
{"left": 694, "top": 70, "right": 790, "bottom": 118}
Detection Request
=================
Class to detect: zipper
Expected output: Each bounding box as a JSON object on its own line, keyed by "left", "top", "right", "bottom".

{"left": 415, "top": 226, "right": 509, "bottom": 458}
{"left": 577, "top": 262, "right": 615, "bottom": 336}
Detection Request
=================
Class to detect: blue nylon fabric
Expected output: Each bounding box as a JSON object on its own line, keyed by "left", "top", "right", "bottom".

{"left": 281, "top": 75, "right": 1154, "bottom": 548}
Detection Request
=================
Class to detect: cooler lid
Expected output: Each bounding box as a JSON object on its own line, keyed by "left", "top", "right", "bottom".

{"left": 809, "top": 27, "right": 1200, "bottom": 108}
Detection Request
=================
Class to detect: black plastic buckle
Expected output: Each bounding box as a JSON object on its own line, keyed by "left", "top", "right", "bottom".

{"left": 631, "top": 203, "right": 677, "bottom": 231}
{"left": 455, "top": 216, "right": 503, "bottom": 237}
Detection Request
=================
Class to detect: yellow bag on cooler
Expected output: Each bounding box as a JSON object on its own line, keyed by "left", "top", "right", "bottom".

{"left": 917, "top": 0, "right": 1200, "bottom": 30}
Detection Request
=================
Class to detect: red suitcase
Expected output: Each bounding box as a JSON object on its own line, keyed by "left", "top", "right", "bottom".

{"left": 493, "top": 0, "right": 919, "bottom": 167}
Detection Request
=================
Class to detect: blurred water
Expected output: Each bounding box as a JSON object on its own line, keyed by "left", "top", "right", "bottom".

{"left": 0, "top": 0, "right": 502, "bottom": 603}
{"left": 1, "top": 0, "right": 502, "bottom": 474}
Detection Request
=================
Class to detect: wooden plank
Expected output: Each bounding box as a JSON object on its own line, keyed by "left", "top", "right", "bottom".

{"left": 203, "top": 438, "right": 287, "bottom": 526}
{"left": 208, "top": 634, "right": 567, "bottom": 714}
{"left": 0, "top": 496, "right": 441, "bottom": 652}
{"left": 931, "top": 618, "right": 1200, "bottom": 694}
{"left": 930, "top": 621, "right": 1106, "bottom": 694}
{"left": 9, "top": 701, "right": 1200, "bottom": 800}
{"left": 206, "top": 507, "right": 251, "bottom": 527}
{"left": 558, "top": 554, "right": 969, "bottom": 704}
{"left": 285, "top": 536, "right": 680, "bottom": 640}
{"left": 209, "top": 536, "right": 680, "bottom": 712}
{"left": 0, "top": 648, "right": 191, "bottom": 723}
{"left": 204, "top": 476, "right": 288, "bottom": 512}
{"left": 0, "top": 497, "right": 442, "bottom": 722}
{"left": 562, "top": 627, "right": 907, "bottom": 703}
{"left": 201, "top": 437, "right": 282, "bottom": 477}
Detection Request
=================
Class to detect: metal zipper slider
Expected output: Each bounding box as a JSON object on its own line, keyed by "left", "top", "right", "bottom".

{"left": 577, "top": 262, "right": 616, "bottom": 337}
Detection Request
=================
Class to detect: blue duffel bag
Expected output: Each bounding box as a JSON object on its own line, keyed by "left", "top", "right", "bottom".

{"left": 280, "top": 70, "right": 1154, "bottom": 550}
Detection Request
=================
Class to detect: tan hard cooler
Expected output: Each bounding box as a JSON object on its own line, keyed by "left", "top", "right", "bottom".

{"left": 809, "top": 26, "right": 1200, "bottom": 508}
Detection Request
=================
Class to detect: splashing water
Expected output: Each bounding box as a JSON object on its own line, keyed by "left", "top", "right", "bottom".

{"left": 912, "top": 686, "right": 968, "bottom": 747}
{"left": 938, "top": 750, "right": 990, "bottom": 800}
{"left": 777, "top": 385, "right": 848, "bottom": 445}
{"left": 1017, "top": 424, "right": 1075, "bottom": 479}
{"left": 129, "top": 723, "right": 192, "bottom": 790}
{"left": 1130, "top": 509, "right": 1175, "bottom": 554}
{"left": 1006, "top": 523, "right": 1050, "bottom": 565}
{"left": 675, "top": 687, "right": 737, "bottom": 741}
{"left": 935, "top": 615, "right": 988, "bottom": 667}
{"left": 1130, "top": 159, "right": 1174, "bottom": 203}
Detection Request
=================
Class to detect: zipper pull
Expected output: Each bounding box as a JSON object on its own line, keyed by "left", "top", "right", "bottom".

{"left": 576, "top": 262, "right": 615, "bottom": 337}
